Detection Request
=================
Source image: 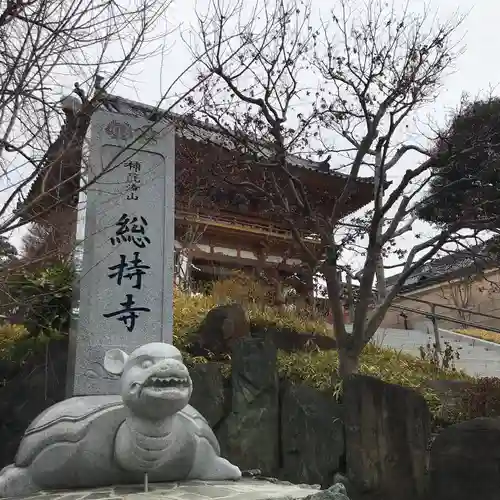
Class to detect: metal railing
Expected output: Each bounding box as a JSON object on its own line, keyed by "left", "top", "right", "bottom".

{"left": 396, "top": 294, "right": 500, "bottom": 324}
{"left": 388, "top": 295, "right": 500, "bottom": 351}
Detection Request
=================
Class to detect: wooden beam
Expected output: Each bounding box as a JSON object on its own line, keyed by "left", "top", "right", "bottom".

{"left": 189, "top": 248, "right": 300, "bottom": 273}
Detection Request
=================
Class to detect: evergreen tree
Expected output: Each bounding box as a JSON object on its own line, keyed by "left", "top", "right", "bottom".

{"left": 0, "top": 236, "right": 17, "bottom": 263}
{"left": 419, "top": 96, "right": 500, "bottom": 226}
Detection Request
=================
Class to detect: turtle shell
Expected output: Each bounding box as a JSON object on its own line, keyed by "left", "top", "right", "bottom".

{"left": 15, "top": 395, "right": 219, "bottom": 468}
{"left": 178, "top": 404, "right": 220, "bottom": 454}
{"left": 16, "top": 395, "right": 124, "bottom": 467}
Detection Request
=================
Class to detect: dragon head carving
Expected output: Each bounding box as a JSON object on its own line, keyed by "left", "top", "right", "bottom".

{"left": 104, "top": 342, "right": 192, "bottom": 420}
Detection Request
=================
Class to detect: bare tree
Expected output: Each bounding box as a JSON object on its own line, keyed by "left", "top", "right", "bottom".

{"left": 185, "top": 0, "right": 484, "bottom": 375}
{"left": 440, "top": 277, "right": 474, "bottom": 327}
{"left": 21, "top": 222, "right": 59, "bottom": 262}
{"left": 174, "top": 162, "right": 209, "bottom": 291}
{"left": 0, "top": 0, "right": 184, "bottom": 241}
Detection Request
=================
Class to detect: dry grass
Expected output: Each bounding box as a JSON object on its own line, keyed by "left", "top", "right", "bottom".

{"left": 278, "top": 344, "right": 470, "bottom": 394}
{"left": 173, "top": 288, "right": 470, "bottom": 414}
{"left": 454, "top": 328, "right": 500, "bottom": 344}
{"left": 173, "top": 286, "right": 329, "bottom": 351}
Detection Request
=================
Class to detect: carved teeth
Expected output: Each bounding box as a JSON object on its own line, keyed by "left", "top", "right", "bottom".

{"left": 146, "top": 376, "right": 188, "bottom": 388}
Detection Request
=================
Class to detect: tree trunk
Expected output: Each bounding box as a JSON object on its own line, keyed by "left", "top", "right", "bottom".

{"left": 338, "top": 347, "right": 360, "bottom": 377}
{"left": 374, "top": 146, "right": 387, "bottom": 303}
{"left": 273, "top": 280, "right": 286, "bottom": 312}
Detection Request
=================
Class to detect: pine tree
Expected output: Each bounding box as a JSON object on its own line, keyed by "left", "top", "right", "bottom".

{"left": 419, "top": 96, "right": 500, "bottom": 226}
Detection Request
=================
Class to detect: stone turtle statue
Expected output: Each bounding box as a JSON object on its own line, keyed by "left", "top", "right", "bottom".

{"left": 0, "top": 342, "right": 241, "bottom": 497}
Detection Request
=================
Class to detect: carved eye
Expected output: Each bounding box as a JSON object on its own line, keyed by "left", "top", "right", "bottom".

{"left": 141, "top": 359, "right": 153, "bottom": 369}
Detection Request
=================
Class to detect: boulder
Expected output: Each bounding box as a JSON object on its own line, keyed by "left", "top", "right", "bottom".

{"left": 343, "top": 375, "right": 430, "bottom": 500}
{"left": 280, "top": 382, "right": 344, "bottom": 487}
{"left": 251, "top": 325, "right": 337, "bottom": 352}
{"left": 306, "top": 483, "right": 351, "bottom": 500}
{"left": 189, "top": 303, "right": 250, "bottom": 359}
{"left": 189, "top": 362, "right": 228, "bottom": 428}
{"left": 429, "top": 417, "right": 500, "bottom": 500}
{"left": 217, "top": 337, "right": 279, "bottom": 476}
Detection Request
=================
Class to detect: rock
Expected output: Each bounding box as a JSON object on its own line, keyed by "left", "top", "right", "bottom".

{"left": 217, "top": 337, "right": 279, "bottom": 476}
{"left": 242, "top": 469, "right": 262, "bottom": 477}
{"left": 429, "top": 417, "right": 500, "bottom": 500}
{"left": 251, "top": 326, "right": 337, "bottom": 352}
{"left": 189, "top": 363, "right": 228, "bottom": 429}
{"left": 343, "top": 375, "right": 430, "bottom": 500}
{"left": 303, "top": 483, "right": 350, "bottom": 500}
{"left": 280, "top": 382, "right": 344, "bottom": 487}
{"left": 189, "top": 304, "right": 250, "bottom": 359}
{"left": 332, "top": 473, "right": 351, "bottom": 493}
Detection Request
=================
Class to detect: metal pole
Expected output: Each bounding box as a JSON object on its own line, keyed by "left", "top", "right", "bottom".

{"left": 347, "top": 275, "right": 355, "bottom": 323}
{"left": 430, "top": 304, "right": 442, "bottom": 352}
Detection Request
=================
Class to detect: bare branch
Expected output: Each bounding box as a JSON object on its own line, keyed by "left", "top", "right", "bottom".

{"left": 189, "top": 0, "right": 466, "bottom": 375}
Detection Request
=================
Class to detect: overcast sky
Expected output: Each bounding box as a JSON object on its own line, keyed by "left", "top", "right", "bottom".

{"left": 5, "top": 0, "right": 500, "bottom": 272}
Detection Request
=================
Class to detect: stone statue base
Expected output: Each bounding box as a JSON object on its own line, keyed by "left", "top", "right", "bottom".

{"left": 0, "top": 479, "right": 349, "bottom": 500}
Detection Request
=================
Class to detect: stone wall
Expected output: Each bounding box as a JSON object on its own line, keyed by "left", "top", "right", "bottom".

{"left": 2, "top": 333, "right": 500, "bottom": 500}
{"left": 191, "top": 337, "right": 431, "bottom": 499}
{"left": 428, "top": 417, "right": 500, "bottom": 500}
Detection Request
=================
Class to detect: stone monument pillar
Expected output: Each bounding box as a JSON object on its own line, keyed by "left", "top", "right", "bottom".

{"left": 66, "top": 110, "right": 175, "bottom": 396}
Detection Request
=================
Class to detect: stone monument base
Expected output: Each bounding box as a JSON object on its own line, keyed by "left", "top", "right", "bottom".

{"left": 3, "top": 479, "right": 323, "bottom": 500}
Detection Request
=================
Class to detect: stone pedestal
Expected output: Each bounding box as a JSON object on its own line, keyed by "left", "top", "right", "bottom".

{"left": 4, "top": 479, "right": 322, "bottom": 500}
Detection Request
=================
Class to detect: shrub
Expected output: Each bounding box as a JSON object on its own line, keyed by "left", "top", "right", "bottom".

{"left": 419, "top": 340, "right": 461, "bottom": 371}
{"left": 247, "top": 305, "right": 329, "bottom": 336}
{"left": 0, "top": 323, "right": 51, "bottom": 364}
{"left": 211, "top": 272, "right": 274, "bottom": 307}
{"left": 458, "top": 377, "right": 500, "bottom": 420}
{"left": 0, "top": 324, "right": 29, "bottom": 359}
{"left": 278, "top": 343, "right": 469, "bottom": 394}
{"left": 0, "top": 262, "right": 74, "bottom": 338}
{"left": 173, "top": 287, "right": 330, "bottom": 350}
{"left": 209, "top": 273, "right": 328, "bottom": 335}
{"left": 173, "top": 288, "right": 218, "bottom": 350}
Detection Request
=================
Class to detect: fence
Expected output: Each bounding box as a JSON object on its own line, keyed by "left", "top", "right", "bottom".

{"left": 388, "top": 295, "right": 500, "bottom": 351}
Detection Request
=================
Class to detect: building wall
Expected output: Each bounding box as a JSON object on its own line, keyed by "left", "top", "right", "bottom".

{"left": 381, "top": 268, "right": 500, "bottom": 331}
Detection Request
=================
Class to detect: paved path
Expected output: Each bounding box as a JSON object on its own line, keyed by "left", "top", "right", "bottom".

{"left": 352, "top": 324, "right": 500, "bottom": 378}
{"left": 4, "top": 479, "right": 321, "bottom": 500}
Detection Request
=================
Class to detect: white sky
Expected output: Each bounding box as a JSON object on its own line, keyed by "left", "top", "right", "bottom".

{"left": 5, "top": 0, "right": 500, "bottom": 273}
